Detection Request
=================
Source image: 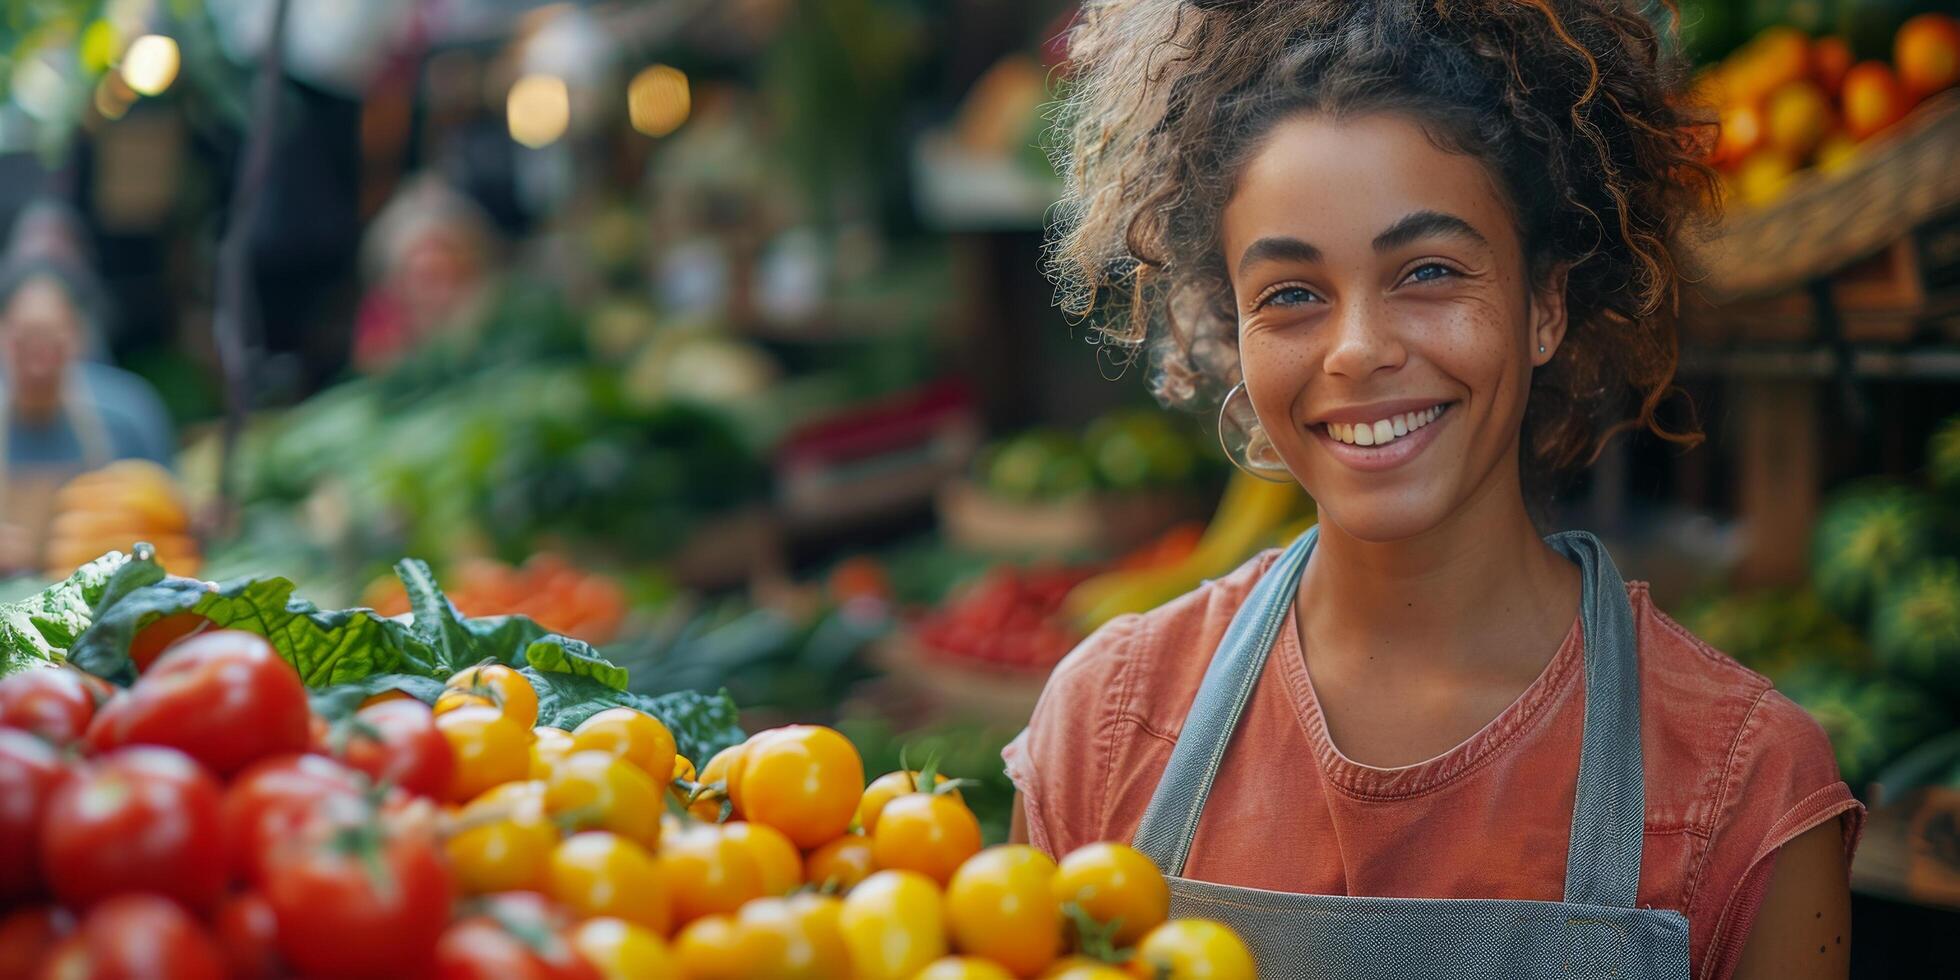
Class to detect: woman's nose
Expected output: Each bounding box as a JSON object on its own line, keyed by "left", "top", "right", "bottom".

{"left": 1320, "top": 295, "right": 1406, "bottom": 379}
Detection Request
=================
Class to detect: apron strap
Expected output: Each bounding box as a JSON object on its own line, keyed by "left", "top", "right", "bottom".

{"left": 1544, "top": 530, "right": 1645, "bottom": 909}
{"left": 1131, "top": 526, "right": 1649, "bottom": 909}
{"left": 1133, "top": 525, "right": 1319, "bottom": 877}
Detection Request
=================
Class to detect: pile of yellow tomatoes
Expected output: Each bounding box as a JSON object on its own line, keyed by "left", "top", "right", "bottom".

{"left": 431, "top": 665, "right": 1257, "bottom": 979}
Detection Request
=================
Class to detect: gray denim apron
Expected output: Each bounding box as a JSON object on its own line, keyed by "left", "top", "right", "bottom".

{"left": 1131, "top": 526, "right": 1692, "bottom": 978}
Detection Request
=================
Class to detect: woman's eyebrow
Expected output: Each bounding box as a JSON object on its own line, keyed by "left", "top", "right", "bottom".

{"left": 1372, "top": 210, "right": 1487, "bottom": 252}
{"left": 1236, "top": 236, "right": 1322, "bottom": 278}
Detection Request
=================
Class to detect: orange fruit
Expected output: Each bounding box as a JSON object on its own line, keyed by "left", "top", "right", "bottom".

{"left": 1714, "top": 101, "right": 1766, "bottom": 169}
{"left": 1735, "top": 150, "right": 1798, "bottom": 208}
{"left": 1812, "top": 36, "right": 1853, "bottom": 98}
{"left": 1764, "top": 80, "right": 1832, "bottom": 160}
{"left": 1896, "top": 13, "right": 1960, "bottom": 101}
{"left": 1841, "top": 62, "right": 1907, "bottom": 140}
{"left": 1815, "top": 133, "right": 1859, "bottom": 174}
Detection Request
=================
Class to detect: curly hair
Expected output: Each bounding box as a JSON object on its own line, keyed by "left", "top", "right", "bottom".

{"left": 1047, "top": 0, "right": 1714, "bottom": 504}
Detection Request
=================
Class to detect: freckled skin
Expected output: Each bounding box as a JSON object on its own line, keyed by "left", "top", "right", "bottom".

{"left": 1220, "top": 112, "right": 1565, "bottom": 545}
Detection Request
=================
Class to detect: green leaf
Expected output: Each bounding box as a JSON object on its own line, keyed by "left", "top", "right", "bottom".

{"left": 71, "top": 575, "right": 433, "bottom": 688}
{"left": 395, "top": 558, "right": 475, "bottom": 675}
{"left": 523, "top": 668, "right": 743, "bottom": 763}
{"left": 308, "top": 673, "right": 450, "bottom": 721}
{"left": 522, "top": 634, "right": 628, "bottom": 691}
{"left": 0, "top": 550, "right": 130, "bottom": 678}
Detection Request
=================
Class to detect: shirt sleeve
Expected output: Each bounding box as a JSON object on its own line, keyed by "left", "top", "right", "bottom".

{"left": 1698, "top": 689, "right": 1865, "bottom": 980}
{"left": 1003, "top": 613, "right": 1145, "bottom": 859}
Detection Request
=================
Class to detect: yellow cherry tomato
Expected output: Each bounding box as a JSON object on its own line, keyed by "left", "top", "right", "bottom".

{"left": 696, "top": 742, "right": 749, "bottom": 820}
{"left": 857, "top": 770, "right": 958, "bottom": 833}
{"left": 720, "top": 821, "right": 803, "bottom": 896}
{"left": 915, "top": 957, "right": 1016, "bottom": 980}
{"left": 838, "top": 870, "right": 947, "bottom": 979}
{"left": 946, "top": 845, "right": 1061, "bottom": 976}
{"left": 572, "top": 707, "right": 677, "bottom": 783}
{"left": 434, "top": 689, "right": 494, "bottom": 716}
{"left": 442, "top": 664, "right": 539, "bottom": 728}
{"left": 735, "top": 894, "right": 850, "bottom": 980}
{"left": 675, "top": 915, "right": 756, "bottom": 980}
{"left": 547, "top": 832, "right": 671, "bottom": 934}
{"left": 435, "top": 704, "right": 532, "bottom": 803}
{"left": 568, "top": 917, "right": 675, "bottom": 980}
{"left": 871, "top": 792, "right": 981, "bottom": 885}
{"left": 530, "top": 726, "right": 576, "bottom": 780}
{"left": 445, "top": 813, "right": 557, "bottom": 894}
{"left": 1053, "top": 843, "right": 1170, "bottom": 947}
{"left": 659, "top": 824, "right": 766, "bottom": 927}
{"left": 545, "top": 749, "right": 662, "bottom": 847}
{"left": 1042, "top": 957, "right": 1131, "bottom": 979}
{"left": 673, "top": 754, "right": 698, "bottom": 785}
{"left": 462, "top": 778, "right": 546, "bottom": 818}
{"left": 805, "top": 834, "right": 876, "bottom": 891}
{"left": 358, "top": 689, "right": 415, "bottom": 709}
{"left": 1126, "top": 920, "right": 1255, "bottom": 980}
{"left": 739, "top": 726, "right": 864, "bottom": 848}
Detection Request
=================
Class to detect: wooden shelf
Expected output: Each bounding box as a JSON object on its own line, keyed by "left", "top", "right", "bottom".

{"left": 1678, "top": 346, "right": 1960, "bottom": 381}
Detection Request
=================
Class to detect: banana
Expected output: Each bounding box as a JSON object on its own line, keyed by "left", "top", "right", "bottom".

{"left": 1065, "top": 473, "right": 1310, "bottom": 631}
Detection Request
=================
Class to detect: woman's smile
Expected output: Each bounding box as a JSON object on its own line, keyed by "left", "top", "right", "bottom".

{"left": 1308, "top": 400, "right": 1456, "bottom": 472}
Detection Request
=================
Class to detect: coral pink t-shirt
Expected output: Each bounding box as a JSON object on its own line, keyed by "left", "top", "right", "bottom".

{"left": 1005, "top": 549, "right": 1863, "bottom": 980}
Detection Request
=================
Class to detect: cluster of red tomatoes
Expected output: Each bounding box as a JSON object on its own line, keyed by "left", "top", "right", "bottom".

{"left": 0, "top": 629, "right": 1252, "bottom": 978}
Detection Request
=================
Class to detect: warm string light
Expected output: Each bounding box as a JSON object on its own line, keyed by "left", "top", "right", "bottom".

{"left": 120, "top": 34, "right": 179, "bottom": 97}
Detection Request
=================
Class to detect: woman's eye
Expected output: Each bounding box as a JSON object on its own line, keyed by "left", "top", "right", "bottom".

{"left": 1260, "top": 286, "right": 1319, "bottom": 308}
{"left": 1405, "top": 263, "right": 1457, "bottom": 284}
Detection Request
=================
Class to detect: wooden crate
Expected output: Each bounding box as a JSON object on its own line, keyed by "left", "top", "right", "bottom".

{"left": 937, "top": 479, "right": 1204, "bottom": 560}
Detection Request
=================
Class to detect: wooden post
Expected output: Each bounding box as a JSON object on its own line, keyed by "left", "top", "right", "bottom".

{"left": 1736, "top": 377, "right": 1821, "bottom": 587}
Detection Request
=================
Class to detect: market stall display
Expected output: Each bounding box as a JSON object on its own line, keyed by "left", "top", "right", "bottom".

{"left": 0, "top": 546, "right": 1259, "bottom": 979}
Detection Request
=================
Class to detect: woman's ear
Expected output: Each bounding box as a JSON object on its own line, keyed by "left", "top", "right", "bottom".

{"left": 1530, "top": 264, "right": 1570, "bottom": 367}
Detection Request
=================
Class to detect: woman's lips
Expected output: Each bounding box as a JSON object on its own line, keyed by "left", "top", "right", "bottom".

{"left": 1310, "top": 402, "right": 1452, "bottom": 472}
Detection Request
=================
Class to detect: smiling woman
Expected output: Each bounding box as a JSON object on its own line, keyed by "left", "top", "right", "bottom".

{"left": 1008, "top": 3, "right": 1862, "bottom": 980}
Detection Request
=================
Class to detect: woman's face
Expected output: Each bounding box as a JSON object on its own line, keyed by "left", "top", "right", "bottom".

{"left": 1220, "top": 112, "right": 1565, "bottom": 543}
{"left": 1, "top": 277, "right": 84, "bottom": 410}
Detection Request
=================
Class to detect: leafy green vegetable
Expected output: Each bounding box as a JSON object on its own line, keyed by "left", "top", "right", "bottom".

{"left": 71, "top": 573, "right": 428, "bottom": 688}
{"left": 0, "top": 551, "right": 132, "bottom": 677}
{"left": 522, "top": 669, "right": 744, "bottom": 763}
{"left": 61, "top": 552, "right": 740, "bottom": 758}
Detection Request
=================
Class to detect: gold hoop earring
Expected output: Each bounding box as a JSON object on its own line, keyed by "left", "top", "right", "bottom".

{"left": 1217, "top": 381, "right": 1294, "bottom": 483}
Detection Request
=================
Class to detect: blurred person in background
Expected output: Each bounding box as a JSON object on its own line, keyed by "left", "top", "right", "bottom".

{"left": 352, "top": 176, "right": 500, "bottom": 372}
{"left": 0, "top": 259, "right": 174, "bottom": 572}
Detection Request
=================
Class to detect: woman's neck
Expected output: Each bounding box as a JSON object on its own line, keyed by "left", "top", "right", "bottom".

{"left": 1297, "top": 465, "right": 1581, "bottom": 680}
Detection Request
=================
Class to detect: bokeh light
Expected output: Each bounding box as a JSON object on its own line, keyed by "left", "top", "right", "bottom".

{"left": 120, "top": 34, "right": 180, "bottom": 97}
{"left": 507, "top": 73, "right": 571, "bottom": 148}
{"left": 628, "top": 64, "right": 690, "bottom": 137}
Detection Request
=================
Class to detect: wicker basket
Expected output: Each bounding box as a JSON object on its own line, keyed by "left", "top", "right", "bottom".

{"left": 1690, "top": 90, "right": 1960, "bottom": 303}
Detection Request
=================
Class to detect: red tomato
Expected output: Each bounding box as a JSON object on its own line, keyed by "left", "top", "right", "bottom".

{"left": 222, "top": 754, "right": 368, "bottom": 884}
{"left": 41, "top": 746, "right": 226, "bottom": 913}
{"left": 0, "top": 667, "right": 105, "bottom": 744}
{"left": 215, "top": 892, "right": 283, "bottom": 980}
{"left": 433, "top": 894, "right": 603, "bottom": 980}
{"left": 261, "top": 809, "right": 454, "bottom": 979}
{"left": 37, "top": 894, "right": 224, "bottom": 980}
{"left": 0, "top": 905, "right": 71, "bottom": 980}
{"left": 86, "top": 631, "right": 311, "bottom": 777}
{"left": 129, "top": 611, "right": 214, "bottom": 673}
{"left": 333, "top": 699, "right": 455, "bottom": 799}
{"left": 0, "top": 730, "right": 66, "bottom": 902}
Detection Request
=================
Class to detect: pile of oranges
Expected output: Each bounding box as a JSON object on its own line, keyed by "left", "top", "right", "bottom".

{"left": 365, "top": 552, "right": 629, "bottom": 645}
{"left": 1698, "top": 14, "right": 1960, "bottom": 207}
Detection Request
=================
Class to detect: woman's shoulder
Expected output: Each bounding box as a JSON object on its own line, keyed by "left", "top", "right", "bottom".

{"left": 1627, "top": 583, "right": 1851, "bottom": 835}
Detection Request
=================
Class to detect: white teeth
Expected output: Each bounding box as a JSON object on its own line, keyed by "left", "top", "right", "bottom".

{"left": 1326, "top": 405, "right": 1447, "bottom": 446}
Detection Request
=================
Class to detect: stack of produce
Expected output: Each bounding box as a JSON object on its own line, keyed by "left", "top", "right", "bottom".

{"left": 1684, "top": 413, "right": 1960, "bottom": 792}
{"left": 976, "top": 410, "right": 1202, "bottom": 504}
{"left": 913, "top": 564, "right": 1094, "bottom": 674}
{"left": 365, "top": 553, "right": 630, "bottom": 646}
{"left": 1698, "top": 14, "right": 1960, "bottom": 207}
{"left": 42, "top": 461, "right": 200, "bottom": 579}
{"left": 0, "top": 631, "right": 1256, "bottom": 978}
